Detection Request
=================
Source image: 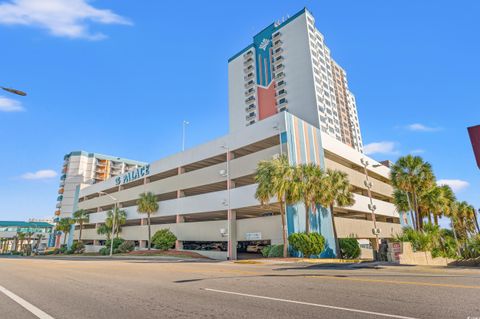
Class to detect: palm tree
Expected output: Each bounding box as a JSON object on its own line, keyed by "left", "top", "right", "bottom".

{"left": 289, "top": 163, "right": 324, "bottom": 234}
{"left": 456, "top": 201, "right": 476, "bottom": 238}
{"left": 419, "top": 186, "right": 444, "bottom": 225}
{"left": 390, "top": 155, "right": 435, "bottom": 230}
{"left": 73, "top": 209, "right": 90, "bottom": 242}
{"left": 319, "top": 169, "right": 355, "bottom": 257}
{"left": 106, "top": 208, "right": 127, "bottom": 238}
{"left": 437, "top": 185, "right": 456, "bottom": 226}
{"left": 96, "top": 223, "right": 111, "bottom": 240}
{"left": 137, "top": 192, "right": 159, "bottom": 250}
{"left": 255, "top": 155, "right": 294, "bottom": 258}
{"left": 57, "top": 217, "right": 74, "bottom": 245}
{"left": 17, "top": 232, "right": 25, "bottom": 252}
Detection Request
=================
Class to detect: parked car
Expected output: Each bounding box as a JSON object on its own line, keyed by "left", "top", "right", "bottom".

{"left": 246, "top": 244, "right": 265, "bottom": 253}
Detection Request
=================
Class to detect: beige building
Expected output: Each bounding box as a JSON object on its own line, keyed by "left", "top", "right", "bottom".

{"left": 71, "top": 113, "right": 400, "bottom": 260}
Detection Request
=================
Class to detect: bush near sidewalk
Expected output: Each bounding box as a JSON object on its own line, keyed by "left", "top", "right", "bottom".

{"left": 288, "top": 232, "right": 325, "bottom": 258}
{"left": 261, "top": 244, "right": 284, "bottom": 258}
{"left": 339, "top": 238, "right": 361, "bottom": 259}
{"left": 151, "top": 229, "right": 177, "bottom": 250}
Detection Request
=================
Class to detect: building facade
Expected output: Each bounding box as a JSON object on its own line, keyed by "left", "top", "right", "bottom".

{"left": 228, "top": 8, "right": 363, "bottom": 152}
{"left": 71, "top": 113, "right": 400, "bottom": 260}
{"left": 56, "top": 151, "right": 146, "bottom": 220}
{"left": 0, "top": 221, "right": 53, "bottom": 253}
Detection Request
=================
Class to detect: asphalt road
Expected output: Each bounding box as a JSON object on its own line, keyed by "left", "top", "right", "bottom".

{"left": 0, "top": 257, "right": 479, "bottom": 319}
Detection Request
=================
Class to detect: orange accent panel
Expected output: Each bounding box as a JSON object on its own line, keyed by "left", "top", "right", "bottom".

{"left": 257, "top": 82, "right": 277, "bottom": 120}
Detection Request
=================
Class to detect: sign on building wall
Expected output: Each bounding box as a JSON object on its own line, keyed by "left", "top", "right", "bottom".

{"left": 115, "top": 164, "right": 150, "bottom": 185}
{"left": 245, "top": 232, "right": 262, "bottom": 240}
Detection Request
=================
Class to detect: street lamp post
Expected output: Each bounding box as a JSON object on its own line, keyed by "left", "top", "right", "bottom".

{"left": 182, "top": 120, "right": 189, "bottom": 151}
{"left": 99, "top": 192, "right": 118, "bottom": 257}
{"left": 360, "top": 158, "right": 382, "bottom": 260}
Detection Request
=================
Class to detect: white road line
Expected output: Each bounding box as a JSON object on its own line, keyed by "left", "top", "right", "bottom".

{"left": 0, "top": 285, "right": 55, "bottom": 319}
{"left": 203, "top": 288, "right": 419, "bottom": 319}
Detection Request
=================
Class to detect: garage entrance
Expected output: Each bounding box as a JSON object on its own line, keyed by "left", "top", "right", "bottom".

{"left": 237, "top": 240, "right": 270, "bottom": 259}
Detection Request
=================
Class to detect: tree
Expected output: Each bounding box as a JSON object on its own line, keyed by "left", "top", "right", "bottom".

{"left": 255, "top": 155, "right": 295, "bottom": 258}
{"left": 319, "top": 169, "right": 355, "bottom": 258}
{"left": 438, "top": 185, "right": 456, "bottom": 226}
{"left": 390, "top": 155, "right": 435, "bottom": 230}
{"left": 289, "top": 164, "right": 324, "bottom": 234}
{"left": 96, "top": 223, "right": 111, "bottom": 240}
{"left": 455, "top": 201, "right": 476, "bottom": 239}
{"left": 137, "top": 192, "right": 159, "bottom": 250}
{"left": 17, "top": 232, "right": 26, "bottom": 252}
{"left": 419, "top": 186, "right": 444, "bottom": 225}
{"left": 73, "top": 209, "right": 90, "bottom": 242}
{"left": 57, "top": 218, "right": 74, "bottom": 245}
{"left": 105, "top": 208, "right": 127, "bottom": 238}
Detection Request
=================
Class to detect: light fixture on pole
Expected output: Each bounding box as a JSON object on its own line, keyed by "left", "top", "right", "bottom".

{"left": 182, "top": 120, "right": 190, "bottom": 151}
{"left": 99, "top": 192, "right": 118, "bottom": 257}
{"left": 360, "top": 158, "right": 382, "bottom": 260}
{"left": 1, "top": 86, "right": 27, "bottom": 96}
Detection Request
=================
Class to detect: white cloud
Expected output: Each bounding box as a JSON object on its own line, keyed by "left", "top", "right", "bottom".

{"left": 437, "top": 179, "right": 469, "bottom": 192}
{"left": 21, "top": 169, "right": 57, "bottom": 180}
{"left": 406, "top": 123, "right": 441, "bottom": 132}
{"left": 0, "top": 0, "right": 131, "bottom": 40}
{"left": 363, "top": 141, "right": 398, "bottom": 155}
{"left": 0, "top": 96, "right": 24, "bottom": 112}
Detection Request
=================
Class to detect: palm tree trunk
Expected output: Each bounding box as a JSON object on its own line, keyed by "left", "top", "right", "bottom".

{"left": 279, "top": 201, "right": 288, "bottom": 258}
{"left": 304, "top": 202, "right": 310, "bottom": 234}
{"left": 79, "top": 222, "right": 83, "bottom": 242}
{"left": 413, "top": 191, "right": 421, "bottom": 231}
{"left": 434, "top": 214, "right": 439, "bottom": 226}
{"left": 63, "top": 233, "right": 67, "bottom": 245}
{"left": 330, "top": 204, "right": 341, "bottom": 258}
{"left": 147, "top": 212, "right": 151, "bottom": 250}
{"left": 427, "top": 212, "right": 432, "bottom": 225}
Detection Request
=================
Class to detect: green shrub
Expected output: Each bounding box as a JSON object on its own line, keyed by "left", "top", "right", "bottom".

{"left": 267, "top": 244, "right": 284, "bottom": 258}
{"left": 117, "top": 241, "right": 135, "bottom": 253}
{"left": 288, "top": 233, "right": 325, "bottom": 258}
{"left": 151, "top": 229, "right": 177, "bottom": 250}
{"left": 339, "top": 238, "right": 361, "bottom": 259}
{"left": 99, "top": 247, "right": 109, "bottom": 256}
{"left": 69, "top": 241, "right": 85, "bottom": 254}
{"left": 105, "top": 238, "right": 124, "bottom": 251}
{"left": 59, "top": 245, "right": 68, "bottom": 254}
{"left": 261, "top": 245, "right": 271, "bottom": 257}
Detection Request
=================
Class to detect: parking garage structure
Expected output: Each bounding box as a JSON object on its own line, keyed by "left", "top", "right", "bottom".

{"left": 71, "top": 113, "right": 402, "bottom": 260}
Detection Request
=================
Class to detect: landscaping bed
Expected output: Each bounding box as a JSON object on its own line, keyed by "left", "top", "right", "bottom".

{"left": 123, "top": 249, "right": 209, "bottom": 259}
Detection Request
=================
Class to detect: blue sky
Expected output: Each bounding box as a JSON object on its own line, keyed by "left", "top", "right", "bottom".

{"left": 0, "top": 0, "right": 478, "bottom": 222}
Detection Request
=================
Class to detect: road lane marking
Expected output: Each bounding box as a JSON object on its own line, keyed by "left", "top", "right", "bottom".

{"left": 306, "top": 275, "right": 480, "bottom": 289}
{"left": 0, "top": 285, "right": 55, "bottom": 319}
{"left": 203, "top": 288, "right": 419, "bottom": 319}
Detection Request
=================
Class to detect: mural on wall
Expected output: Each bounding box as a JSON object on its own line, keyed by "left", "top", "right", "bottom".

{"left": 282, "top": 112, "right": 336, "bottom": 258}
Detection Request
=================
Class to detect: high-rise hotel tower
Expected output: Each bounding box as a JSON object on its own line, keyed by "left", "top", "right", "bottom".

{"left": 55, "top": 151, "right": 146, "bottom": 219}
{"left": 228, "top": 8, "right": 363, "bottom": 152}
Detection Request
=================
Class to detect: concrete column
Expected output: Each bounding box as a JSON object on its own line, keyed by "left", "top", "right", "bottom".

{"left": 175, "top": 168, "right": 185, "bottom": 250}
{"left": 93, "top": 240, "right": 100, "bottom": 246}
{"left": 228, "top": 210, "right": 237, "bottom": 260}
{"left": 175, "top": 214, "right": 185, "bottom": 250}
{"left": 139, "top": 240, "right": 147, "bottom": 249}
